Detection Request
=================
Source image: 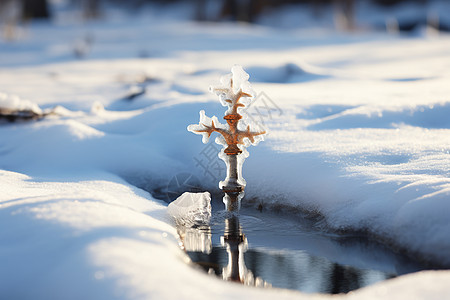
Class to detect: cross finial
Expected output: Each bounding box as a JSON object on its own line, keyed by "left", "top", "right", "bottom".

{"left": 188, "top": 65, "right": 266, "bottom": 192}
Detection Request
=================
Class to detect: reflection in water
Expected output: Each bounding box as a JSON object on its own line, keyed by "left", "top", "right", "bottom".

{"left": 177, "top": 225, "right": 212, "bottom": 254}
{"left": 221, "top": 192, "right": 250, "bottom": 283}
{"left": 220, "top": 211, "right": 270, "bottom": 286}
{"left": 178, "top": 191, "right": 270, "bottom": 287}
{"left": 222, "top": 214, "right": 246, "bottom": 282}
{"left": 175, "top": 192, "right": 418, "bottom": 294}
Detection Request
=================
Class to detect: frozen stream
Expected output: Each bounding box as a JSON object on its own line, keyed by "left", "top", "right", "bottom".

{"left": 171, "top": 194, "right": 438, "bottom": 294}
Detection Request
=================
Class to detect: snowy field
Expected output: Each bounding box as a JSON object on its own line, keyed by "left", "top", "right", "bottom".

{"left": 1, "top": 2, "right": 450, "bottom": 299}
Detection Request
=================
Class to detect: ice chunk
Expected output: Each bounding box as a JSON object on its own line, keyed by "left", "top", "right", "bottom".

{"left": 167, "top": 192, "right": 211, "bottom": 226}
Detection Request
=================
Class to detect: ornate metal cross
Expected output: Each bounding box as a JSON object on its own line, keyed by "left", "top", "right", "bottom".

{"left": 188, "top": 66, "right": 266, "bottom": 194}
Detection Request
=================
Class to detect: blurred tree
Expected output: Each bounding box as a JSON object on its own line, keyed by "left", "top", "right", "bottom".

{"left": 334, "top": 0, "right": 355, "bottom": 30}
{"left": 220, "top": 0, "right": 269, "bottom": 23}
{"left": 313, "top": 0, "right": 327, "bottom": 18}
{"left": 374, "top": 0, "right": 428, "bottom": 5}
{"left": 0, "top": 0, "right": 21, "bottom": 40}
{"left": 22, "top": 0, "right": 50, "bottom": 19}
{"left": 82, "top": 0, "right": 100, "bottom": 19}
{"left": 195, "top": 0, "right": 206, "bottom": 21}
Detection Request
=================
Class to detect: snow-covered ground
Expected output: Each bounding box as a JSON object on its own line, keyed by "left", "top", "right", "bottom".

{"left": 1, "top": 2, "right": 450, "bottom": 299}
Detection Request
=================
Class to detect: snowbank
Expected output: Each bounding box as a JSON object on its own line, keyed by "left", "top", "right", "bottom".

{"left": 0, "top": 4, "right": 450, "bottom": 299}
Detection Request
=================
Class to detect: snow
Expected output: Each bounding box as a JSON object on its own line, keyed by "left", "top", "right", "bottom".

{"left": 1, "top": 1, "right": 450, "bottom": 299}
{"left": 0, "top": 93, "right": 42, "bottom": 114}
{"left": 0, "top": 170, "right": 296, "bottom": 300}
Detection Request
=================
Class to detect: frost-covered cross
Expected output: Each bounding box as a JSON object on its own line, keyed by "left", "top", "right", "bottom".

{"left": 188, "top": 65, "right": 266, "bottom": 193}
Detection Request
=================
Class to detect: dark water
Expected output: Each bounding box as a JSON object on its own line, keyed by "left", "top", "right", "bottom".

{"left": 178, "top": 195, "right": 433, "bottom": 294}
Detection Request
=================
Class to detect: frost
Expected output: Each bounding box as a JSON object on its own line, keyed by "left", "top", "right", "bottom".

{"left": 188, "top": 65, "right": 267, "bottom": 192}
{"left": 167, "top": 192, "right": 211, "bottom": 227}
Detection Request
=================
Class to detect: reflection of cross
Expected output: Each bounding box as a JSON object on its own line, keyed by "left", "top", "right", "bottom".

{"left": 222, "top": 214, "right": 246, "bottom": 282}
{"left": 220, "top": 191, "right": 269, "bottom": 286}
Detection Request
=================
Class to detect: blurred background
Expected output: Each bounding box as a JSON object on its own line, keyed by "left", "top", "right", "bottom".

{"left": 1, "top": 0, "right": 449, "bottom": 39}
{"left": 0, "top": 0, "right": 449, "bottom": 70}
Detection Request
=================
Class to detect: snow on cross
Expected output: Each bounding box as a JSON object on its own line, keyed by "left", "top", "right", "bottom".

{"left": 188, "top": 65, "right": 266, "bottom": 193}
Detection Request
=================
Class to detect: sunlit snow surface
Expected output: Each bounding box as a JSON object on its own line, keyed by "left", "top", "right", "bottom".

{"left": 1, "top": 4, "right": 450, "bottom": 300}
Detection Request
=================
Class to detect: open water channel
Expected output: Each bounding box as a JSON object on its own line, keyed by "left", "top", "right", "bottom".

{"left": 174, "top": 193, "right": 436, "bottom": 294}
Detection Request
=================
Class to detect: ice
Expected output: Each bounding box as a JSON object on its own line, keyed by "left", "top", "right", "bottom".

{"left": 213, "top": 65, "right": 255, "bottom": 115}
{"left": 167, "top": 192, "right": 212, "bottom": 227}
